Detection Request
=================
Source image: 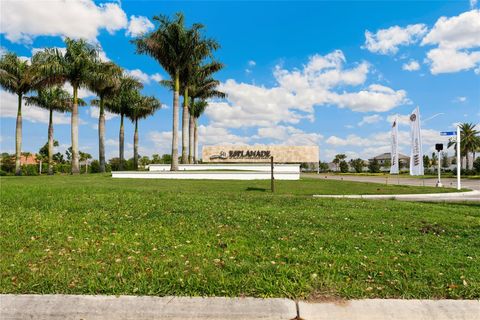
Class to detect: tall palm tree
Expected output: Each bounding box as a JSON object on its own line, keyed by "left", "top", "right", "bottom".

{"left": 127, "top": 94, "right": 161, "bottom": 169}
{"left": 102, "top": 76, "right": 143, "bottom": 169}
{"left": 190, "top": 100, "right": 208, "bottom": 163}
{"left": 24, "top": 87, "right": 83, "bottom": 175}
{"left": 36, "top": 38, "right": 98, "bottom": 174}
{"left": 448, "top": 123, "right": 480, "bottom": 169}
{"left": 161, "top": 62, "right": 224, "bottom": 164}
{"left": 88, "top": 61, "right": 122, "bottom": 172}
{"left": 0, "top": 52, "right": 44, "bottom": 175}
{"left": 133, "top": 13, "right": 218, "bottom": 170}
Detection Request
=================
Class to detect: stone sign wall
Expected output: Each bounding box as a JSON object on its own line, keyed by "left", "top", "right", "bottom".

{"left": 202, "top": 145, "right": 319, "bottom": 163}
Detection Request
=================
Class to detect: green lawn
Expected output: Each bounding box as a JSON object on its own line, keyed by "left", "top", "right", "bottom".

{"left": 1, "top": 175, "right": 479, "bottom": 299}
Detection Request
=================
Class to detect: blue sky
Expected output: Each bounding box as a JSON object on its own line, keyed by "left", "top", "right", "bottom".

{"left": 1, "top": 0, "right": 479, "bottom": 161}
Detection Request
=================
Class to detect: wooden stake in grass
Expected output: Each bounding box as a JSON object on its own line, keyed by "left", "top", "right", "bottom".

{"left": 271, "top": 156, "right": 275, "bottom": 193}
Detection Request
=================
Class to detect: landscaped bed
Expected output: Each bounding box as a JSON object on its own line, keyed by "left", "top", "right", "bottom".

{"left": 1, "top": 175, "right": 478, "bottom": 299}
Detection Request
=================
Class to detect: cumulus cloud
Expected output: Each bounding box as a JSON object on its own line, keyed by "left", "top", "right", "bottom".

{"left": 358, "top": 114, "right": 382, "bottom": 126}
{"left": 1, "top": 90, "right": 70, "bottom": 124}
{"left": 126, "top": 69, "right": 162, "bottom": 85}
{"left": 0, "top": 0, "right": 128, "bottom": 43}
{"left": 402, "top": 60, "right": 420, "bottom": 71}
{"left": 421, "top": 10, "right": 480, "bottom": 74}
{"left": 325, "top": 128, "right": 451, "bottom": 159}
{"left": 86, "top": 107, "right": 118, "bottom": 121}
{"left": 206, "top": 50, "right": 409, "bottom": 129}
{"left": 126, "top": 15, "right": 154, "bottom": 37}
{"left": 364, "top": 24, "right": 428, "bottom": 55}
{"left": 254, "top": 126, "right": 323, "bottom": 145}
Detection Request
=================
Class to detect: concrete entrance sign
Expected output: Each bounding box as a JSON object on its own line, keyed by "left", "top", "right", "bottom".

{"left": 202, "top": 145, "right": 319, "bottom": 163}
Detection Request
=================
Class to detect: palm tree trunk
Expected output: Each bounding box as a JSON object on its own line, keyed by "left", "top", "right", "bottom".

{"left": 466, "top": 152, "right": 470, "bottom": 170}
{"left": 48, "top": 108, "right": 54, "bottom": 175}
{"left": 188, "top": 111, "right": 194, "bottom": 164}
{"left": 171, "top": 71, "right": 180, "bottom": 171}
{"left": 181, "top": 87, "right": 189, "bottom": 164}
{"left": 134, "top": 118, "right": 139, "bottom": 170}
{"left": 119, "top": 113, "right": 124, "bottom": 170}
{"left": 194, "top": 118, "right": 198, "bottom": 164}
{"left": 71, "top": 85, "right": 80, "bottom": 174}
{"left": 98, "top": 97, "right": 106, "bottom": 173}
{"left": 15, "top": 93, "right": 22, "bottom": 175}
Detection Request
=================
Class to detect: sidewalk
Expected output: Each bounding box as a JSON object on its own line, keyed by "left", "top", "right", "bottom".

{"left": 1, "top": 295, "right": 479, "bottom": 320}
{"left": 313, "top": 190, "right": 480, "bottom": 202}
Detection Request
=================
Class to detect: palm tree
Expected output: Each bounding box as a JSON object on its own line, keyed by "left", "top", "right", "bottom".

{"left": 88, "top": 61, "right": 122, "bottom": 172}
{"left": 190, "top": 100, "right": 208, "bottom": 163}
{"left": 0, "top": 52, "right": 43, "bottom": 175}
{"left": 24, "top": 87, "right": 83, "bottom": 175}
{"left": 102, "top": 76, "right": 143, "bottom": 169}
{"left": 36, "top": 38, "right": 98, "bottom": 174}
{"left": 448, "top": 123, "right": 480, "bottom": 169}
{"left": 127, "top": 94, "right": 161, "bottom": 169}
{"left": 133, "top": 13, "right": 218, "bottom": 170}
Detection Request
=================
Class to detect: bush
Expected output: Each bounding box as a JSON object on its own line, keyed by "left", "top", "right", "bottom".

{"left": 473, "top": 157, "right": 480, "bottom": 174}
{"left": 54, "top": 163, "right": 71, "bottom": 174}
{"left": 21, "top": 165, "right": 38, "bottom": 176}
{"left": 368, "top": 159, "right": 381, "bottom": 173}
{"left": 89, "top": 160, "right": 101, "bottom": 173}
{"left": 339, "top": 160, "right": 349, "bottom": 173}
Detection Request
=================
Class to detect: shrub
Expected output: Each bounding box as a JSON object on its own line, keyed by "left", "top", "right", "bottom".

{"left": 368, "top": 159, "right": 381, "bottom": 173}
{"left": 339, "top": 160, "right": 349, "bottom": 173}
{"left": 473, "top": 157, "right": 480, "bottom": 174}
{"left": 89, "top": 160, "right": 101, "bottom": 173}
{"left": 21, "top": 165, "right": 38, "bottom": 176}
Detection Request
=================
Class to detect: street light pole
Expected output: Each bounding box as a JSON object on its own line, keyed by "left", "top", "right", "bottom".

{"left": 436, "top": 150, "right": 442, "bottom": 187}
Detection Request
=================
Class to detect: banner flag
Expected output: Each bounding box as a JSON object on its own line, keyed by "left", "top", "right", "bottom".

{"left": 390, "top": 117, "right": 399, "bottom": 174}
{"left": 409, "top": 107, "right": 424, "bottom": 176}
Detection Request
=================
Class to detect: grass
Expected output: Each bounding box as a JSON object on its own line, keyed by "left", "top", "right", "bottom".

{"left": 1, "top": 175, "right": 479, "bottom": 299}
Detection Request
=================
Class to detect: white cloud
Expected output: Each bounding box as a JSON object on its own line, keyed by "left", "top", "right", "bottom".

{"left": 86, "top": 107, "right": 118, "bottom": 121}
{"left": 472, "top": 0, "right": 478, "bottom": 9}
{"left": 358, "top": 114, "right": 382, "bottom": 126}
{"left": 126, "top": 69, "right": 161, "bottom": 85}
{"left": 126, "top": 69, "right": 151, "bottom": 84}
{"left": 151, "top": 73, "right": 163, "bottom": 82}
{"left": 248, "top": 60, "right": 256, "bottom": 67}
{"left": 364, "top": 24, "right": 428, "bottom": 55}
{"left": 206, "top": 50, "right": 409, "bottom": 129}
{"left": 62, "top": 83, "right": 95, "bottom": 99}
{"left": 424, "top": 48, "right": 480, "bottom": 74}
{"left": 386, "top": 114, "right": 411, "bottom": 126}
{"left": 402, "top": 60, "right": 420, "bottom": 71}
{"left": 254, "top": 126, "right": 323, "bottom": 145}
{"left": 454, "top": 96, "right": 467, "bottom": 103}
{"left": 421, "top": 10, "right": 480, "bottom": 74}
{"left": 1, "top": 90, "right": 70, "bottom": 124}
{"left": 126, "top": 15, "right": 154, "bottom": 37}
{"left": 0, "top": 0, "right": 128, "bottom": 44}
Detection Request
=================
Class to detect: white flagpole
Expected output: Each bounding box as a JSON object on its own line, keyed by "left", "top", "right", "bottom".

{"left": 457, "top": 125, "right": 461, "bottom": 190}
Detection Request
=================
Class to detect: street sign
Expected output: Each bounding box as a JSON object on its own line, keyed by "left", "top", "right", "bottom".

{"left": 440, "top": 131, "right": 457, "bottom": 136}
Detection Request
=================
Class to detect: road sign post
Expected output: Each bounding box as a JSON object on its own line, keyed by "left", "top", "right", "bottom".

{"left": 435, "top": 143, "right": 443, "bottom": 187}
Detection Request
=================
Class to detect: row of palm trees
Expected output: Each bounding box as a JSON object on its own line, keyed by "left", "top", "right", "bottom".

{"left": 0, "top": 12, "right": 224, "bottom": 175}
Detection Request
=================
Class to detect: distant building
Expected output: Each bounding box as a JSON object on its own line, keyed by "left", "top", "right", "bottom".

{"left": 369, "top": 152, "right": 409, "bottom": 166}
{"left": 19, "top": 154, "right": 38, "bottom": 165}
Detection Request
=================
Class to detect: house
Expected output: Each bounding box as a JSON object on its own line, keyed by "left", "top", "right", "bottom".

{"left": 369, "top": 152, "right": 409, "bottom": 166}
{"left": 19, "top": 154, "right": 38, "bottom": 165}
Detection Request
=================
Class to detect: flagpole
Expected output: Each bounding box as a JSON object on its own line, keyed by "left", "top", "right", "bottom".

{"left": 457, "top": 125, "right": 461, "bottom": 190}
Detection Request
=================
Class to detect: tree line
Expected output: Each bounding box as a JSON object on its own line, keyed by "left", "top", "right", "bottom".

{"left": 0, "top": 12, "right": 224, "bottom": 175}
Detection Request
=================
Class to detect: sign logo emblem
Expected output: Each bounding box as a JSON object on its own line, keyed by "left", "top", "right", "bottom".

{"left": 210, "top": 151, "right": 228, "bottom": 160}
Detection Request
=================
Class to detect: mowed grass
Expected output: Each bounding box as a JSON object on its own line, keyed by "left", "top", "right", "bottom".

{"left": 0, "top": 175, "right": 479, "bottom": 299}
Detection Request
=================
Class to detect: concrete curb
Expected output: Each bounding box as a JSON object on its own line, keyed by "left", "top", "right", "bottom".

{"left": 299, "top": 299, "right": 480, "bottom": 320}
{"left": 1, "top": 295, "right": 480, "bottom": 320}
{"left": 0, "top": 294, "right": 297, "bottom": 320}
{"left": 313, "top": 190, "right": 480, "bottom": 200}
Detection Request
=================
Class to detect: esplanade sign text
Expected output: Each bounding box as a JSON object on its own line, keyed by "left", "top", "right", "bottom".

{"left": 203, "top": 145, "right": 319, "bottom": 163}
